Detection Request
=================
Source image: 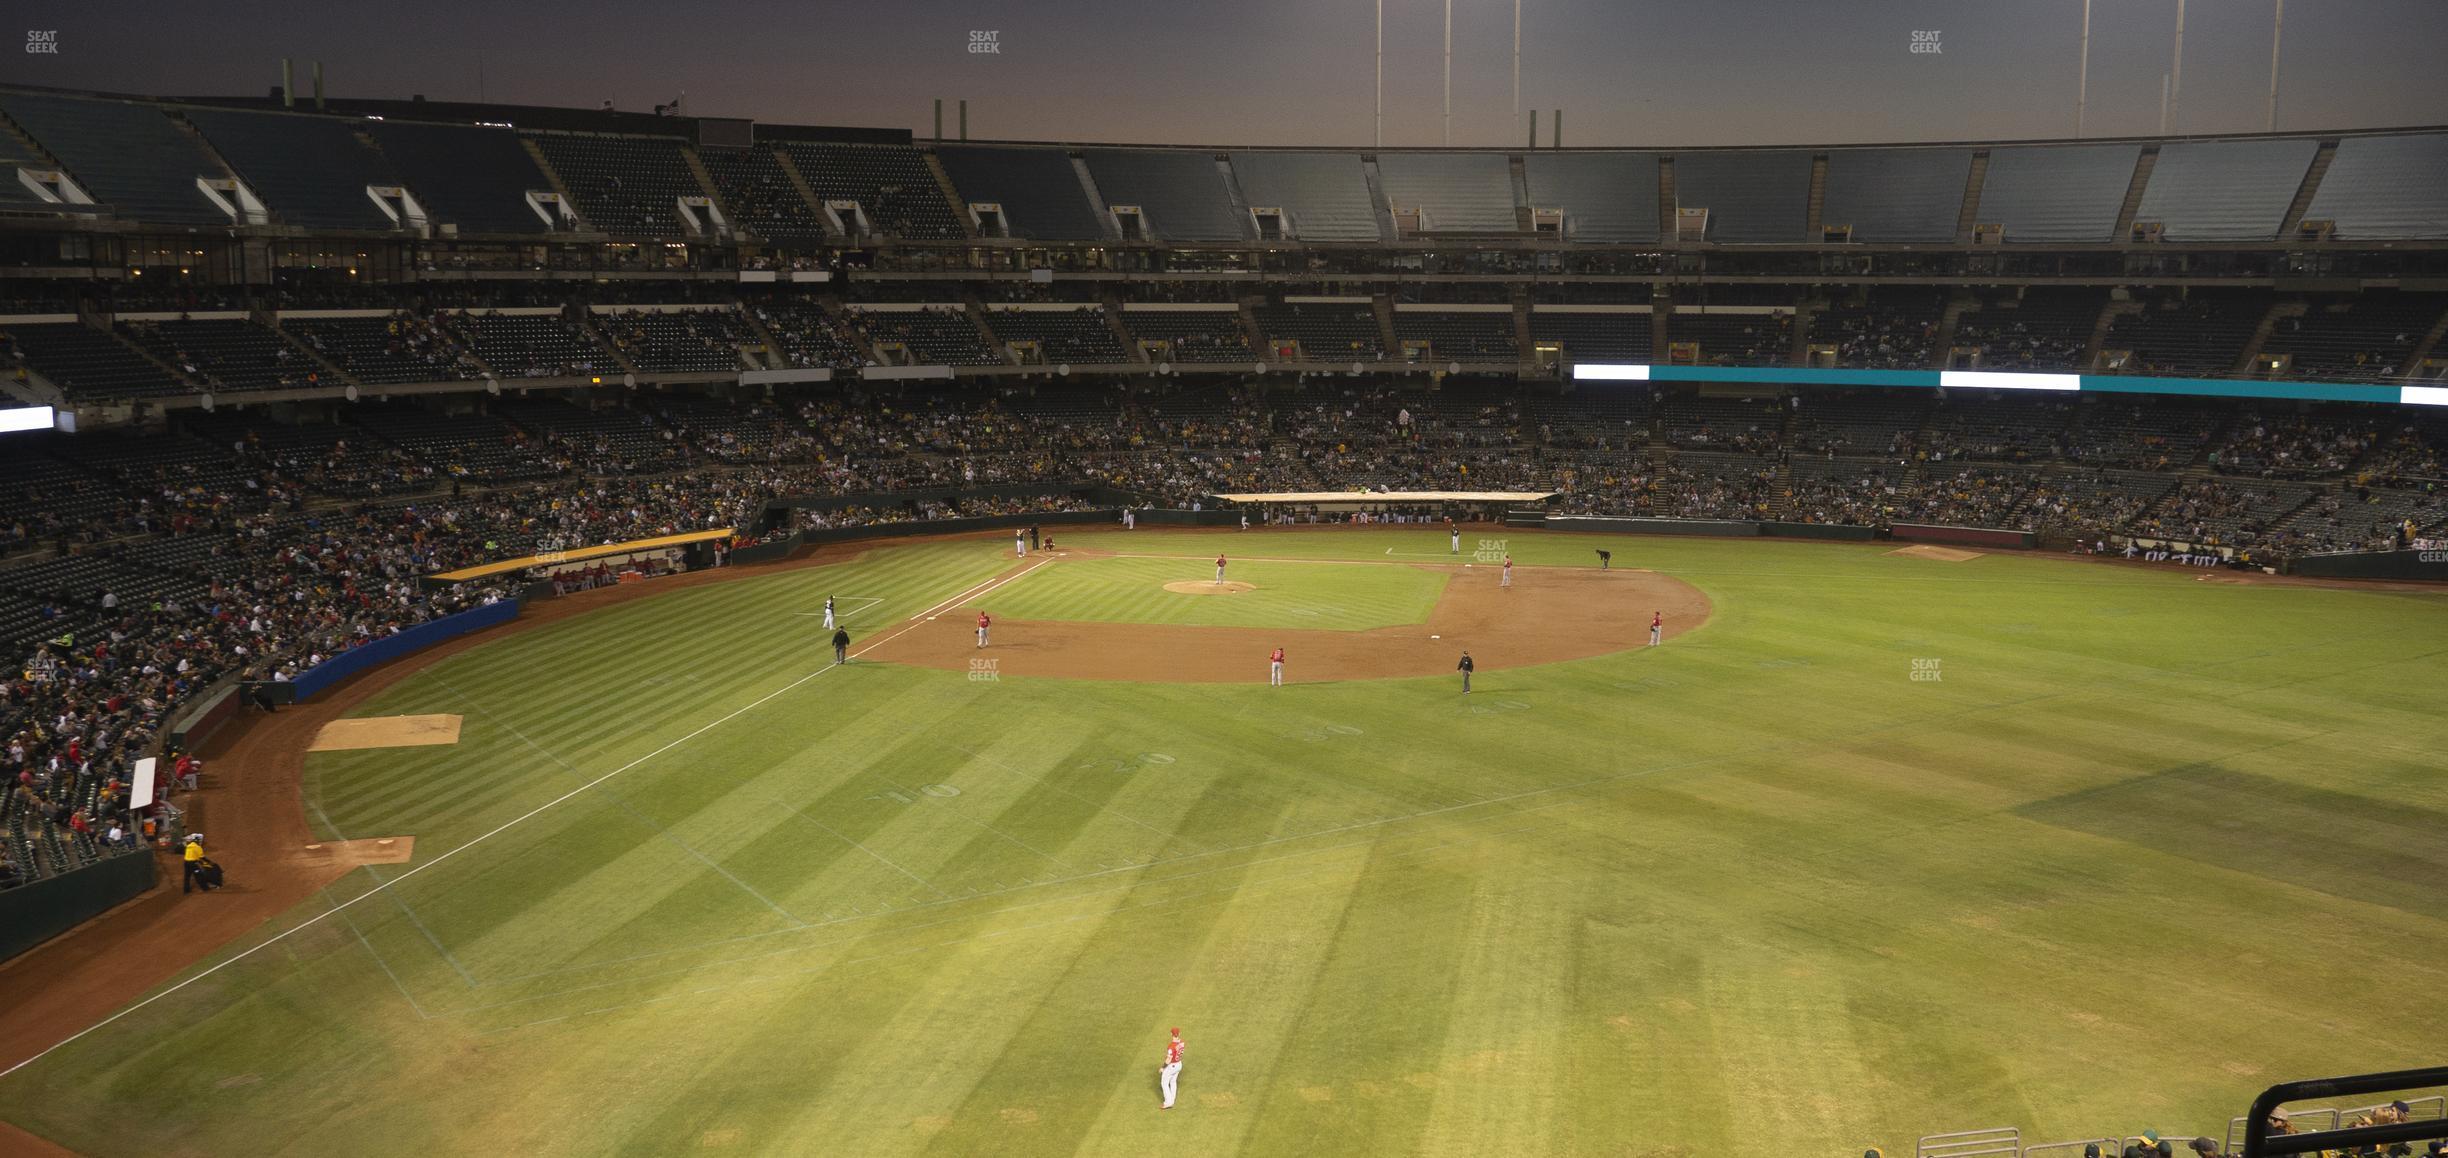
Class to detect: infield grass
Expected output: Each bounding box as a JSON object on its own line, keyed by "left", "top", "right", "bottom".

{"left": 974, "top": 552, "right": 1450, "bottom": 631}
{"left": 3, "top": 530, "right": 2445, "bottom": 1157}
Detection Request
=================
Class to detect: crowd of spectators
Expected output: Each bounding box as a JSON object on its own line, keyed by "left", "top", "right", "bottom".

{"left": 10, "top": 379, "right": 2448, "bottom": 886}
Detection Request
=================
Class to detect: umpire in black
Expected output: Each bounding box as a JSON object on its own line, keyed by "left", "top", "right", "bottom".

{"left": 1456, "top": 651, "right": 1474, "bottom": 694}
{"left": 833, "top": 628, "right": 851, "bottom": 665}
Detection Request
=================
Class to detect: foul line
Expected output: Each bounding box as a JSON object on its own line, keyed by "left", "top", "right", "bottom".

{"left": 0, "top": 556, "right": 1053, "bottom": 1082}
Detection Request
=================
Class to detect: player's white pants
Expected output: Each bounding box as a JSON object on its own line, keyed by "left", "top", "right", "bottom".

{"left": 823, "top": 612, "right": 835, "bottom": 630}
{"left": 977, "top": 628, "right": 989, "bottom": 648}
{"left": 1450, "top": 537, "right": 1459, "bottom": 553}
{"left": 1160, "top": 1062, "right": 1181, "bottom": 1108}
{"left": 1270, "top": 661, "right": 1283, "bottom": 686}
{"left": 1500, "top": 570, "right": 1512, "bottom": 587}
{"left": 1650, "top": 627, "right": 1661, "bottom": 647}
{"left": 1215, "top": 567, "right": 1224, "bottom": 581}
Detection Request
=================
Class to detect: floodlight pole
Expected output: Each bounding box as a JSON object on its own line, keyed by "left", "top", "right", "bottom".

{"left": 2075, "top": 0, "right": 2091, "bottom": 137}
{"left": 1513, "top": 0, "right": 1521, "bottom": 122}
{"left": 1443, "top": 0, "right": 1453, "bottom": 147}
{"left": 2266, "top": 0, "right": 2284, "bottom": 132}
{"left": 1374, "top": 0, "right": 1383, "bottom": 148}
{"left": 2169, "top": 0, "right": 2185, "bottom": 133}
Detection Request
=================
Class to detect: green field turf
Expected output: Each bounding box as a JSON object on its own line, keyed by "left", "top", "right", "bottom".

{"left": 974, "top": 552, "right": 1450, "bottom": 631}
{"left": 4, "top": 530, "right": 2446, "bottom": 1157}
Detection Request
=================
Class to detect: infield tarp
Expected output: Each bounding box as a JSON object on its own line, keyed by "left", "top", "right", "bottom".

{"left": 289, "top": 598, "right": 523, "bottom": 703}
{"left": 2290, "top": 549, "right": 2448, "bottom": 581}
{"left": 1890, "top": 524, "right": 2037, "bottom": 549}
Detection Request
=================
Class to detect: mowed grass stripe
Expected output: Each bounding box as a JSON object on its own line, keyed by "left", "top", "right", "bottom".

{"left": 12, "top": 533, "right": 2448, "bottom": 1157}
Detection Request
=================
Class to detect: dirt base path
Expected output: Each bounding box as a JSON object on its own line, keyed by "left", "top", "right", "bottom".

{"left": 868, "top": 555, "right": 1709, "bottom": 683}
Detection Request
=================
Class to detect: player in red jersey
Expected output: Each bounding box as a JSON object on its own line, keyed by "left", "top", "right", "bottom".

{"left": 1650, "top": 611, "right": 1663, "bottom": 647}
{"left": 1158, "top": 1028, "right": 1185, "bottom": 1108}
{"left": 1214, "top": 554, "right": 1227, "bottom": 583}
{"left": 976, "top": 610, "right": 991, "bottom": 649}
{"left": 1269, "top": 646, "right": 1285, "bottom": 686}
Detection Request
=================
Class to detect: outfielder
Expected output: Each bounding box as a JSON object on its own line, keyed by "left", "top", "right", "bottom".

{"left": 1269, "top": 646, "right": 1285, "bottom": 686}
{"left": 822, "top": 596, "right": 836, "bottom": 631}
{"left": 1159, "top": 1028, "right": 1185, "bottom": 1109}
{"left": 1650, "top": 611, "right": 1663, "bottom": 647}
{"left": 976, "top": 610, "right": 991, "bottom": 648}
{"left": 1500, "top": 555, "right": 1513, "bottom": 588}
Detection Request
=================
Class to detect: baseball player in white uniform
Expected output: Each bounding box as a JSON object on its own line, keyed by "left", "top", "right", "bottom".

{"left": 1269, "top": 646, "right": 1285, "bottom": 686}
{"left": 822, "top": 596, "right": 836, "bottom": 631}
{"left": 1214, "top": 554, "right": 1226, "bottom": 583}
{"left": 1159, "top": 1028, "right": 1185, "bottom": 1109}
{"left": 1450, "top": 527, "right": 1461, "bottom": 554}
{"left": 1015, "top": 529, "right": 1027, "bottom": 558}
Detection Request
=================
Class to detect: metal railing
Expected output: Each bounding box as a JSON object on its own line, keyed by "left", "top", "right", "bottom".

{"left": 2241, "top": 1067, "right": 2448, "bottom": 1157}
{"left": 1918, "top": 1126, "right": 2020, "bottom": 1158}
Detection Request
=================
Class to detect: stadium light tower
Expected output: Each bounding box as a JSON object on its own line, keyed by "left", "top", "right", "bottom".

{"left": 2267, "top": 0, "right": 2284, "bottom": 131}
{"left": 1444, "top": 0, "right": 1453, "bottom": 146}
{"left": 1375, "top": 0, "right": 1383, "bottom": 148}
{"left": 2075, "top": 0, "right": 2091, "bottom": 137}
{"left": 1513, "top": 0, "right": 1521, "bottom": 122}
{"left": 2169, "top": 0, "right": 2186, "bottom": 133}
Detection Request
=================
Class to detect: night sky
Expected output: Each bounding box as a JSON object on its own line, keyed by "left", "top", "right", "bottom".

{"left": 9, "top": 1, "right": 2446, "bottom": 146}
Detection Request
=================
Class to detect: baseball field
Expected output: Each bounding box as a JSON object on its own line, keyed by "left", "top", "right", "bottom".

{"left": 2, "top": 527, "right": 2445, "bottom": 1156}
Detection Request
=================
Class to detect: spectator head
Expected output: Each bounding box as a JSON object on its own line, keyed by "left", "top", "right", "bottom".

{"left": 2188, "top": 1139, "right": 2216, "bottom": 1156}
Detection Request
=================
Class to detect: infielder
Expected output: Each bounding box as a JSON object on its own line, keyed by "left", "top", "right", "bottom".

{"left": 1269, "top": 646, "right": 1285, "bottom": 686}
{"left": 1214, "top": 553, "right": 1227, "bottom": 583}
{"left": 976, "top": 610, "right": 991, "bottom": 648}
{"left": 1015, "top": 529, "right": 1027, "bottom": 558}
{"left": 1450, "top": 526, "right": 1461, "bottom": 554}
{"left": 1596, "top": 549, "right": 1612, "bottom": 571}
{"left": 1650, "top": 611, "right": 1663, "bottom": 647}
{"left": 1500, "top": 555, "right": 1513, "bottom": 588}
{"left": 822, "top": 595, "right": 836, "bottom": 631}
{"left": 1159, "top": 1028, "right": 1185, "bottom": 1109}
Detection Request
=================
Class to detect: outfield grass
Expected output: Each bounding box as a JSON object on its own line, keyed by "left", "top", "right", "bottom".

{"left": 4, "top": 531, "right": 2446, "bottom": 1156}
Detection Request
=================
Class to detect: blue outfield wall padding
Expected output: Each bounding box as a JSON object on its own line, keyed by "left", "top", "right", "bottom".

{"left": 289, "top": 598, "right": 523, "bottom": 702}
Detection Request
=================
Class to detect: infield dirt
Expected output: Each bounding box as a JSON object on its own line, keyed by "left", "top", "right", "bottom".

{"left": 867, "top": 552, "right": 1709, "bottom": 683}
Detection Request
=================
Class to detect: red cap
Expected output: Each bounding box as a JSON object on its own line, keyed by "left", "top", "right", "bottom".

{"left": 1169, "top": 1027, "right": 1180, "bottom": 1036}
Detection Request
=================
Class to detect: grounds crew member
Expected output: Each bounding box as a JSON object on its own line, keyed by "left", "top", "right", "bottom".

{"left": 182, "top": 834, "right": 211, "bottom": 893}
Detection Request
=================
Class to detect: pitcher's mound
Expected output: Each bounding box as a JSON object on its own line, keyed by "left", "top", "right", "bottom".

{"left": 309, "top": 714, "right": 462, "bottom": 752}
{"left": 1890, "top": 544, "right": 1983, "bottom": 563}
{"left": 1165, "top": 580, "right": 1256, "bottom": 595}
